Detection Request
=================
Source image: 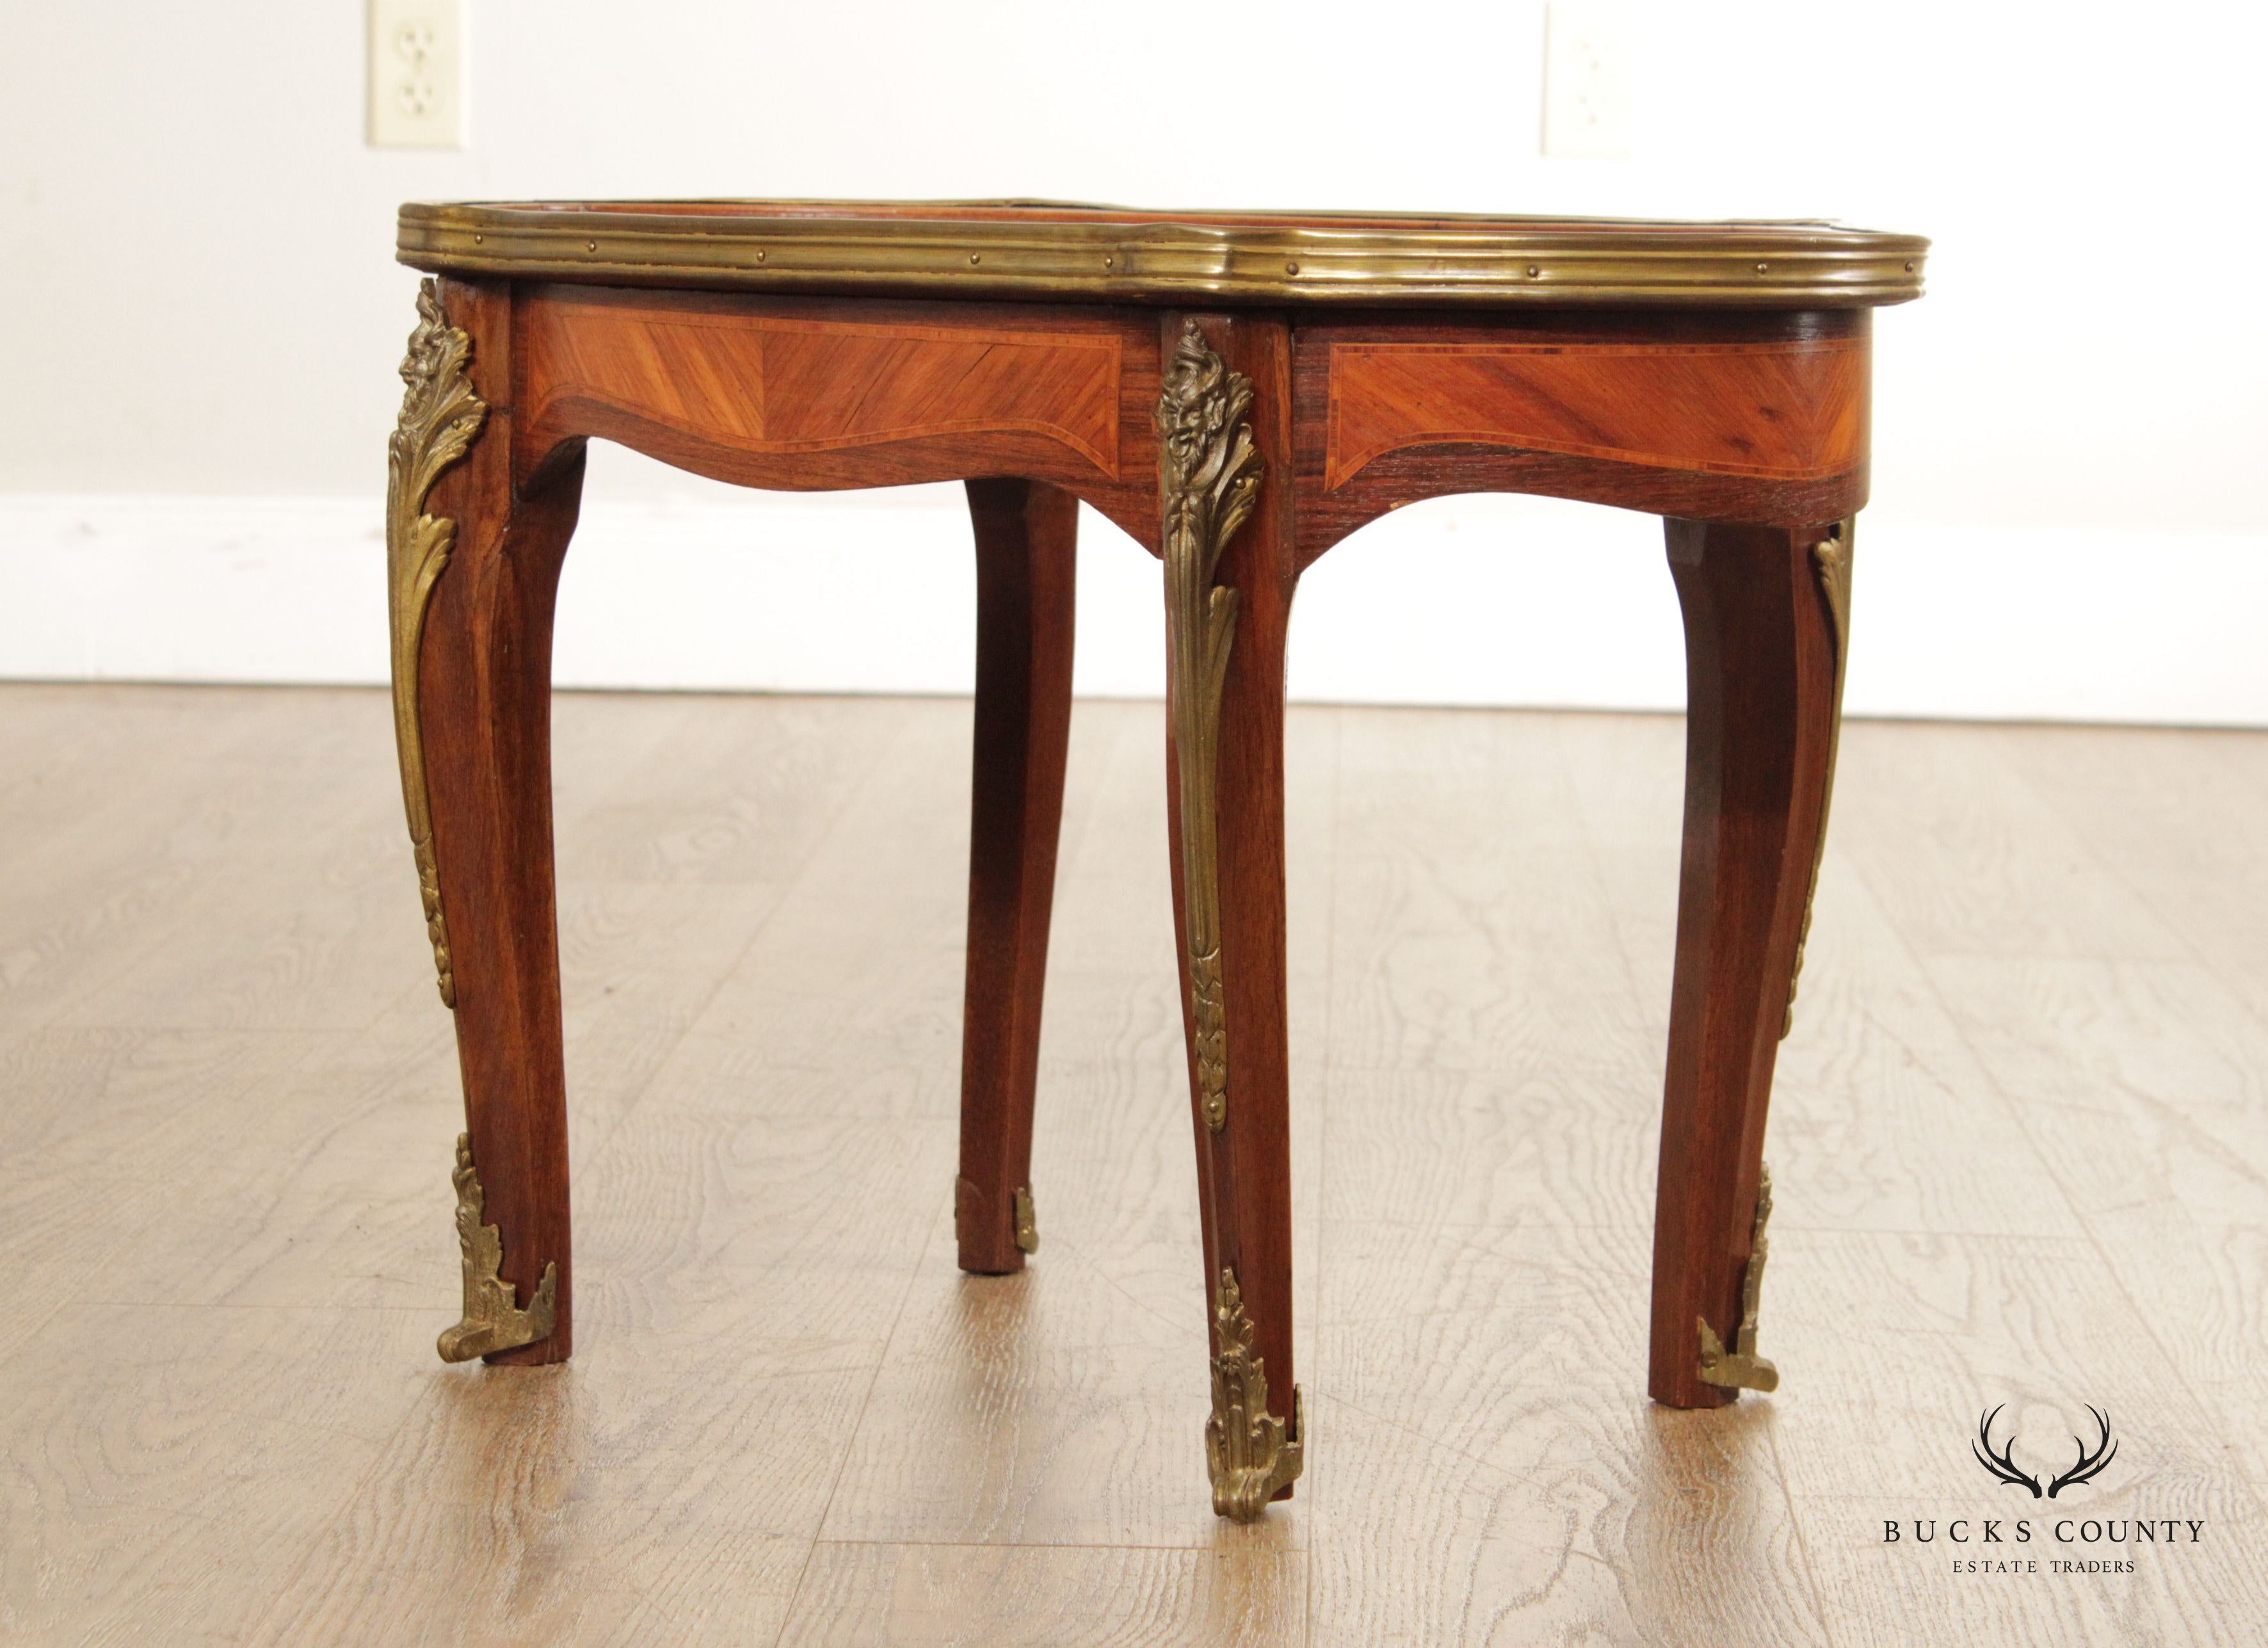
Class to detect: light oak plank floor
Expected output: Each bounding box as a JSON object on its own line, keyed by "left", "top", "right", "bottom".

{"left": 1, "top": 684, "right": 2262, "bottom": 1646}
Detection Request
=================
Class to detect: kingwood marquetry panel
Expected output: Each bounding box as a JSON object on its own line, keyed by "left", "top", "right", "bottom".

{"left": 522, "top": 298, "right": 1125, "bottom": 478}
{"left": 1324, "top": 337, "right": 1865, "bottom": 489}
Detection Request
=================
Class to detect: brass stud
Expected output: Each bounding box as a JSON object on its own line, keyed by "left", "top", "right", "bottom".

{"left": 1755, "top": 261, "right": 1768, "bottom": 272}
{"left": 586, "top": 240, "right": 598, "bottom": 252}
{"left": 1904, "top": 260, "right": 1915, "bottom": 271}
{"left": 1285, "top": 260, "right": 1299, "bottom": 275}
{"left": 1103, "top": 254, "right": 1114, "bottom": 268}
{"left": 1527, "top": 264, "right": 1540, "bottom": 277}
{"left": 969, "top": 252, "right": 981, "bottom": 265}
{"left": 472, "top": 233, "right": 483, "bottom": 245}
{"left": 755, "top": 249, "right": 766, "bottom": 263}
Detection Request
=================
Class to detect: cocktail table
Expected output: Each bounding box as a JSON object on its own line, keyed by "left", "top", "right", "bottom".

{"left": 387, "top": 199, "right": 1927, "bottom": 1519}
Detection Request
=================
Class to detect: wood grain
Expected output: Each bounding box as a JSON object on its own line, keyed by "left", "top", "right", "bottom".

{"left": 776, "top": 1541, "right": 1305, "bottom": 1647}
{"left": 1767, "top": 1230, "right": 2268, "bottom": 1648}
{"left": 956, "top": 480, "right": 1079, "bottom": 1273}
{"left": 1320, "top": 705, "right": 1658, "bottom": 1077}
{"left": 1325, "top": 337, "right": 1863, "bottom": 488}
{"left": 1984, "top": 723, "right": 2268, "bottom": 1012}
{"left": 1309, "top": 1218, "right": 1831, "bottom": 1647}
{"left": 1650, "top": 519, "right": 1844, "bottom": 1409}
{"left": 1163, "top": 313, "right": 1303, "bottom": 1496}
{"left": 525, "top": 296, "right": 1124, "bottom": 476}
{"left": 437, "top": 272, "right": 1888, "bottom": 1437}
{"left": 1, "top": 1306, "right": 436, "bottom": 1645}
{"left": 512, "top": 286, "right": 1164, "bottom": 547}
{"left": 420, "top": 279, "right": 585, "bottom": 1363}
{"left": 1291, "top": 311, "right": 1871, "bottom": 563}
{"left": 1826, "top": 722, "right": 2194, "bottom": 965}
{"left": 1835, "top": 720, "right": 2268, "bottom": 1539}
{"left": 4, "top": 686, "right": 2264, "bottom": 1645}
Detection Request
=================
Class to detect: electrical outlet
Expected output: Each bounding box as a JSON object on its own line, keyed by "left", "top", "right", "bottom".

{"left": 1542, "top": 1, "right": 1632, "bottom": 159}
{"left": 368, "top": 0, "right": 464, "bottom": 149}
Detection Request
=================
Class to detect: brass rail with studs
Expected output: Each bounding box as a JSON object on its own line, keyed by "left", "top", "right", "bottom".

{"left": 398, "top": 201, "right": 1931, "bottom": 309}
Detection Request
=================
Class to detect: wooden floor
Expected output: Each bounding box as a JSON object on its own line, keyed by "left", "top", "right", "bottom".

{"left": 3, "top": 683, "right": 2264, "bottom": 1645}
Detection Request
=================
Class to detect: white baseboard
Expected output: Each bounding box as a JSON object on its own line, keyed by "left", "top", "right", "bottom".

{"left": 3, "top": 490, "right": 2262, "bottom": 727}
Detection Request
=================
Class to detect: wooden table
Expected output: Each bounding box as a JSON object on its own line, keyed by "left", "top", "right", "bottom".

{"left": 387, "top": 199, "right": 1927, "bottom": 1520}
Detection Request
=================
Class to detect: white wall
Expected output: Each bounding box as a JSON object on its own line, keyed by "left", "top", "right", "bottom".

{"left": 3, "top": 2, "right": 2263, "bottom": 722}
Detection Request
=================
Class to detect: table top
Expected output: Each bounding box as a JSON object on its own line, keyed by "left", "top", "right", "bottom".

{"left": 398, "top": 199, "right": 1927, "bottom": 310}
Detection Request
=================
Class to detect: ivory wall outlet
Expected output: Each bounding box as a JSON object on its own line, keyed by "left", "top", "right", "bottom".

{"left": 368, "top": 0, "right": 464, "bottom": 149}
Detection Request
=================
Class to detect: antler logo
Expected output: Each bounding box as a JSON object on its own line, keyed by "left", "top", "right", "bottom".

{"left": 1972, "top": 1404, "right": 2118, "bottom": 1499}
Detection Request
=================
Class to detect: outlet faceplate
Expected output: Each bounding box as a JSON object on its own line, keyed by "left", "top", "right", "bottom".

{"left": 368, "top": 0, "right": 464, "bottom": 149}
{"left": 1542, "top": 1, "right": 1632, "bottom": 159}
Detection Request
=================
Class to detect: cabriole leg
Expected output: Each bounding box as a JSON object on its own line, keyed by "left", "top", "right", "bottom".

{"left": 1648, "top": 516, "right": 1851, "bottom": 1408}
{"left": 1157, "top": 316, "right": 1303, "bottom": 1518}
{"left": 389, "top": 277, "right": 584, "bottom": 1366}
{"left": 955, "top": 478, "right": 1078, "bottom": 1273}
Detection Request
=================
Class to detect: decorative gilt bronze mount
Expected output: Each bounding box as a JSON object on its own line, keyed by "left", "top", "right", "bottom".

{"left": 1697, "top": 1163, "right": 1779, "bottom": 1393}
{"left": 1783, "top": 522, "right": 1854, "bottom": 1038}
{"left": 1205, "top": 1266, "right": 1305, "bottom": 1519}
{"left": 1157, "top": 319, "right": 1262, "bottom": 1135}
{"left": 437, "top": 1133, "right": 558, "bottom": 1363}
{"left": 387, "top": 277, "right": 488, "bottom": 1010}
